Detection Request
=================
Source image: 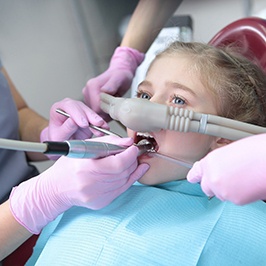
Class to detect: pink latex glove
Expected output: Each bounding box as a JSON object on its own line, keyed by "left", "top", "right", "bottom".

{"left": 187, "top": 134, "right": 266, "bottom": 205}
{"left": 41, "top": 98, "right": 109, "bottom": 142}
{"left": 10, "top": 136, "right": 149, "bottom": 234}
{"left": 82, "top": 47, "right": 145, "bottom": 120}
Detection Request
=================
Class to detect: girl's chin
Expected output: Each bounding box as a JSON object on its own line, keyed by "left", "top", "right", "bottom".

{"left": 137, "top": 176, "right": 158, "bottom": 186}
{"left": 137, "top": 155, "right": 190, "bottom": 185}
{"left": 138, "top": 174, "right": 187, "bottom": 186}
{"left": 136, "top": 165, "right": 163, "bottom": 185}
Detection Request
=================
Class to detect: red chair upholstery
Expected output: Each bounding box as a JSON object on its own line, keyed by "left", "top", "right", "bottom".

{"left": 2, "top": 234, "right": 39, "bottom": 266}
{"left": 209, "top": 17, "right": 266, "bottom": 73}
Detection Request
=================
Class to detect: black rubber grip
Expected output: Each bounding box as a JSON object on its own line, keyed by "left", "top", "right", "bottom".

{"left": 43, "top": 141, "right": 69, "bottom": 155}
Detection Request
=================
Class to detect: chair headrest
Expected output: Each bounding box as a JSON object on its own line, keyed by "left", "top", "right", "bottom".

{"left": 209, "top": 17, "right": 266, "bottom": 73}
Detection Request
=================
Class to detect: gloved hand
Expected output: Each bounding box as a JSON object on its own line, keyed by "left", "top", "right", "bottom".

{"left": 187, "top": 134, "right": 266, "bottom": 205}
{"left": 41, "top": 98, "right": 109, "bottom": 142}
{"left": 10, "top": 136, "right": 149, "bottom": 234}
{"left": 82, "top": 47, "right": 145, "bottom": 120}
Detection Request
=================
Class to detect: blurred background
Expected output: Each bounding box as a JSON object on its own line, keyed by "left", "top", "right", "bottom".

{"left": 0, "top": 0, "right": 265, "bottom": 171}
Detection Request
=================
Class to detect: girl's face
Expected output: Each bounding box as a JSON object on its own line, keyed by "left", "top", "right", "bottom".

{"left": 127, "top": 55, "right": 221, "bottom": 185}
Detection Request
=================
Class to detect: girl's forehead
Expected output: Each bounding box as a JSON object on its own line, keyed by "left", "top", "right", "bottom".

{"left": 147, "top": 56, "right": 202, "bottom": 86}
{"left": 149, "top": 55, "right": 194, "bottom": 73}
{"left": 151, "top": 54, "right": 215, "bottom": 89}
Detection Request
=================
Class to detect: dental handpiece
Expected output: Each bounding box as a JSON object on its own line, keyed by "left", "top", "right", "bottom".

{"left": 100, "top": 93, "right": 266, "bottom": 141}
{"left": 0, "top": 138, "right": 154, "bottom": 159}
{"left": 45, "top": 140, "right": 126, "bottom": 158}
{"left": 46, "top": 139, "right": 154, "bottom": 158}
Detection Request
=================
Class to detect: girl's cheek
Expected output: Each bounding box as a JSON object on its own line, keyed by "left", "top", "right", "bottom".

{"left": 127, "top": 128, "right": 134, "bottom": 138}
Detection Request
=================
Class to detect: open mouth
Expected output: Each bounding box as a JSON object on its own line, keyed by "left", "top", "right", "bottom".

{"left": 135, "top": 132, "right": 159, "bottom": 152}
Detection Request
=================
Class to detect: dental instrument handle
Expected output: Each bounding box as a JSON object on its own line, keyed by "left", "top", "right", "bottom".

{"left": 47, "top": 140, "right": 153, "bottom": 158}
{"left": 66, "top": 140, "right": 154, "bottom": 158}
{"left": 42, "top": 140, "right": 127, "bottom": 159}
{"left": 63, "top": 140, "right": 126, "bottom": 158}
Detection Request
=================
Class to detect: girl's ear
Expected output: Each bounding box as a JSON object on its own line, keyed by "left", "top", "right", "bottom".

{"left": 210, "top": 137, "right": 233, "bottom": 151}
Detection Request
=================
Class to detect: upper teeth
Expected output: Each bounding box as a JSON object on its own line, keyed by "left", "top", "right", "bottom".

{"left": 137, "top": 132, "right": 154, "bottom": 138}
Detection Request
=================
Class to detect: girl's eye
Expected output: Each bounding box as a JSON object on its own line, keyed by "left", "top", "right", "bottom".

{"left": 136, "top": 91, "right": 151, "bottom": 100}
{"left": 172, "top": 96, "right": 186, "bottom": 105}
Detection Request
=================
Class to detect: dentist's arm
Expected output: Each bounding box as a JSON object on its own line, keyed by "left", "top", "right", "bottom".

{"left": 0, "top": 136, "right": 149, "bottom": 259}
{"left": 1, "top": 66, "right": 48, "bottom": 161}
{"left": 82, "top": 0, "right": 183, "bottom": 120}
{"left": 3, "top": 66, "right": 106, "bottom": 161}
{"left": 187, "top": 134, "right": 266, "bottom": 205}
{"left": 0, "top": 200, "right": 32, "bottom": 260}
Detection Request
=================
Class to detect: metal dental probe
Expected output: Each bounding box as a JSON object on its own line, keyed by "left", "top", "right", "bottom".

{"left": 132, "top": 139, "right": 192, "bottom": 168}
{"left": 148, "top": 152, "right": 193, "bottom": 169}
{"left": 56, "top": 108, "right": 122, "bottom": 138}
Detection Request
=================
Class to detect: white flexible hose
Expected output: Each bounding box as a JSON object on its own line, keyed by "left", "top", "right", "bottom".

{"left": 0, "top": 138, "right": 47, "bottom": 153}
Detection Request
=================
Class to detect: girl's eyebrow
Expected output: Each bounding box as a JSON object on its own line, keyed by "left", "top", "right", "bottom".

{"left": 138, "top": 80, "right": 197, "bottom": 96}
{"left": 167, "top": 81, "right": 196, "bottom": 96}
{"left": 138, "top": 80, "right": 151, "bottom": 88}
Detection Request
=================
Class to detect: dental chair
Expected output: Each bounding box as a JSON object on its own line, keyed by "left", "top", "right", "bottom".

{"left": 209, "top": 17, "right": 266, "bottom": 73}
{"left": 2, "top": 16, "right": 266, "bottom": 266}
{"left": 2, "top": 235, "right": 39, "bottom": 266}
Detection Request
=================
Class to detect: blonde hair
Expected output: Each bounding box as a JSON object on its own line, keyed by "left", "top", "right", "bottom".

{"left": 153, "top": 41, "right": 266, "bottom": 127}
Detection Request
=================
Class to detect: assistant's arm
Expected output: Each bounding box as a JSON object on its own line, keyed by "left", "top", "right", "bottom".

{"left": 187, "top": 134, "right": 266, "bottom": 205}
{"left": 82, "top": 0, "right": 183, "bottom": 120}
{"left": 121, "top": 0, "right": 183, "bottom": 52}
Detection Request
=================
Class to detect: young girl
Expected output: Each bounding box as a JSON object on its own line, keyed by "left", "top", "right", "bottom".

{"left": 27, "top": 42, "right": 266, "bottom": 265}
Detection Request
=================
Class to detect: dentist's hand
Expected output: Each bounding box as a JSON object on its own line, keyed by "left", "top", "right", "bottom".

{"left": 41, "top": 98, "right": 109, "bottom": 143}
{"left": 82, "top": 47, "right": 145, "bottom": 121}
{"left": 187, "top": 134, "right": 266, "bottom": 205}
{"left": 10, "top": 136, "right": 149, "bottom": 234}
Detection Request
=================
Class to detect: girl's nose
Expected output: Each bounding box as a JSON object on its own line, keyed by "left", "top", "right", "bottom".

{"left": 150, "top": 94, "right": 165, "bottom": 105}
